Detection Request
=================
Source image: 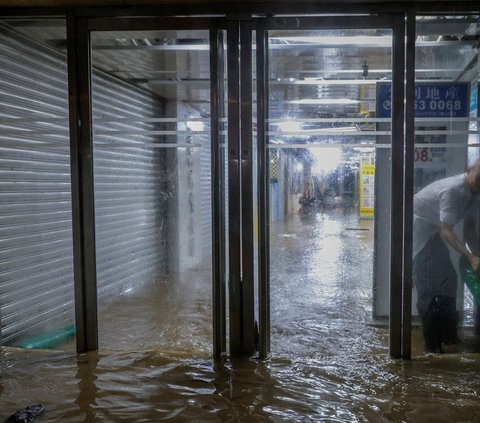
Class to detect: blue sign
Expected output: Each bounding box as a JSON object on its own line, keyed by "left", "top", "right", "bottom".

{"left": 469, "top": 83, "right": 477, "bottom": 117}
{"left": 377, "top": 82, "right": 469, "bottom": 118}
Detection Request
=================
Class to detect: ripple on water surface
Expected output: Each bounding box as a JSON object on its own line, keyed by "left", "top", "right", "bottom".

{"left": 2, "top": 211, "right": 480, "bottom": 421}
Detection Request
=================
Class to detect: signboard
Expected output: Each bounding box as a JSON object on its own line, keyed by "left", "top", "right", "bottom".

{"left": 359, "top": 162, "right": 375, "bottom": 218}
{"left": 469, "top": 82, "right": 477, "bottom": 118}
{"left": 377, "top": 82, "right": 469, "bottom": 118}
{"left": 377, "top": 82, "right": 470, "bottom": 193}
{"left": 468, "top": 83, "right": 480, "bottom": 164}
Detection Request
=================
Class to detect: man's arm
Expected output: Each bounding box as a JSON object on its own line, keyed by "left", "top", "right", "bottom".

{"left": 440, "top": 223, "right": 480, "bottom": 273}
{"left": 464, "top": 215, "right": 479, "bottom": 255}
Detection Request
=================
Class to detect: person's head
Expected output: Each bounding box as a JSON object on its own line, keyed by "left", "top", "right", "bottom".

{"left": 466, "top": 157, "right": 480, "bottom": 194}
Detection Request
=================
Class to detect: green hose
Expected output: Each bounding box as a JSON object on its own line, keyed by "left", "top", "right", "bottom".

{"left": 17, "top": 324, "right": 76, "bottom": 349}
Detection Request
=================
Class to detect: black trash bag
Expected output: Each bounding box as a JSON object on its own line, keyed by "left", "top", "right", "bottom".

{"left": 4, "top": 404, "right": 45, "bottom": 423}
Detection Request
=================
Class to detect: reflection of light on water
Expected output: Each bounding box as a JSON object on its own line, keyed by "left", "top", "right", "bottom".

{"left": 3, "top": 212, "right": 480, "bottom": 423}
{"left": 311, "top": 216, "right": 342, "bottom": 271}
{"left": 271, "top": 210, "right": 376, "bottom": 344}
{"left": 310, "top": 216, "right": 343, "bottom": 300}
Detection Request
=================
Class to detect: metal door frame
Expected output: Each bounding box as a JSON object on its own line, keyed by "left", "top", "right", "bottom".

{"left": 46, "top": 11, "right": 409, "bottom": 359}
{"left": 253, "top": 14, "right": 408, "bottom": 359}
{"left": 1, "top": 4, "right": 479, "bottom": 361}
{"left": 67, "top": 16, "right": 232, "bottom": 357}
{"left": 226, "top": 20, "right": 261, "bottom": 357}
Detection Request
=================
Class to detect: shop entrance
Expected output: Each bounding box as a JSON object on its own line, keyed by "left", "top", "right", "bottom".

{"left": 238, "top": 16, "right": 407, "bottom": 359}
{"left": 65, "top": 14, "right": 407, "bottom": 358}
{"left": 261, "top": 19, "right": 397, "bottom": 358}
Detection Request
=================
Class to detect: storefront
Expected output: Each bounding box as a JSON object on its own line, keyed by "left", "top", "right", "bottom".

{"left": 1, "top": 1, "right": 479, "bottom": 360}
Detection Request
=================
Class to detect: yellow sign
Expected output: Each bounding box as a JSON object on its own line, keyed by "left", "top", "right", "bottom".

{"left": 359, "top": 163, "right": 375, "bottom": 218}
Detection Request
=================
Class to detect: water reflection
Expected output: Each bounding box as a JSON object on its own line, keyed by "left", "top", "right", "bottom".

{"left": 2, "top": 210, "right": 480, "bottom": 421}
{"left": 75, "top": 352, "right": 99, "bottom": 422}
{"left": 271, "top": 209, "right": 376, "bottom": 358}
{"left": 2, "top": 346, "right": 480, "bottom": 421}
{"left": 96, "top": 271, "right": 213, "bottom": 354}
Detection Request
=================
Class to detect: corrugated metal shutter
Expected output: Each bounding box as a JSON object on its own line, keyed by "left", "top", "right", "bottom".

{"left": 0, "top": 24, "right": 170, "bottom": 344}
{"left": 0, "top": 24, "right": 74, "bottom": 345}
{"left": 92, "top": 73, "right": 168, "bottom": 297}
{"left": 199, "top": 126, "right": 213, "bottom": 268}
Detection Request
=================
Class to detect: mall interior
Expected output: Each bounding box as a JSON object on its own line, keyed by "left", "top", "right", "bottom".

{"left": 1, "top": 1, "right": 480, "bottom": 422}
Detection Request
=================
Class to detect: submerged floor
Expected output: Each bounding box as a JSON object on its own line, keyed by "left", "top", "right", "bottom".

{"left": 1, "top": 209, "right": 480, "bottom": 422}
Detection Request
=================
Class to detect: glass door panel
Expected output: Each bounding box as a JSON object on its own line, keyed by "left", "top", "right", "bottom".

{"left": 90, "top": 29, "right": 220, "bottom": 355}
{"left": 266, "top": 25, "right": 393, "bottom": 357}
{"left": 412, "top": 15, "right": 480, "bottom": 355}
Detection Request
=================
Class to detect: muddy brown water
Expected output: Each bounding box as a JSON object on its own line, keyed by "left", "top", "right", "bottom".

{"left": 2, "top": 209, "right": 480, "bottom": 422}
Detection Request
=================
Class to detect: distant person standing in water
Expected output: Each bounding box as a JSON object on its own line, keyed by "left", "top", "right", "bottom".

{"left": 413, "top": 158, "right": 480, "bottom": 353}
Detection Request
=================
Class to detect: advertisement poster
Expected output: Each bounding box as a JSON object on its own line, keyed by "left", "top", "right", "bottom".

{"left": 359, "top": 162, "right": 375, "bottom": 218}
{"left": 377, "top": 82, "right": 469, "bottom": 118}
{"left": 377, "top": 82, "right": 469, "bottom": 192}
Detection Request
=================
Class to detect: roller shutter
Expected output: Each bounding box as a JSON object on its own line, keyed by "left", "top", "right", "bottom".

{"left": 0, "top": 24, "right": 169, "bottom": 345}
{"left": 0, "top": 24, "right": 74, "bottom": 345}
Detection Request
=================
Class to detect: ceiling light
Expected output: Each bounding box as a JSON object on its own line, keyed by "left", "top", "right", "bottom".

{"left": 269, "top": 35, "right": 392, "bottom": 46}
{"left": 186, "top": 121, "right": 204, "bottom": 131}
{"left": 276, "top": 120, "right": 303, "bottom": 132}
{"left": 287, "top": 99, "right": 360, "bottom": 105}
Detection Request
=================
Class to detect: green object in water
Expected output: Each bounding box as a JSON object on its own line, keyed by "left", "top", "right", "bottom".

{"left": 459, "top": 256, "right": 480, "bottom": 305}
{"left": 17, "top": 325, "right": 76, "bottom": 349}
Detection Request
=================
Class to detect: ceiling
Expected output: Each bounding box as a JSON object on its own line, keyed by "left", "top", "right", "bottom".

{"left": 1, "top": 15, "right": 479, "bottom": 143}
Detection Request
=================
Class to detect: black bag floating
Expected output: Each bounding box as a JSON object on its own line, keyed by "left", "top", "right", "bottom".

{"left": 4, "top": 404, "right": 45, "bottom": 423}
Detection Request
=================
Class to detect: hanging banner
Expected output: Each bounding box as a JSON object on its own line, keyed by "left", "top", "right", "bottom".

{"left": 377, "top": 82, "right": 469, "bottom": 118}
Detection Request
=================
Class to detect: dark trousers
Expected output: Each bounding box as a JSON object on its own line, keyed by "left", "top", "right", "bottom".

{"left": 421, "top": 295, "right": 459, "bottom": 353}
{"left": 413, "top": 233, "right": 459, "bottom": 352}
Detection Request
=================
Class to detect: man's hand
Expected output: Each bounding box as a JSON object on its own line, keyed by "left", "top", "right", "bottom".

{"left": 440, "top": 223, "right": 480, "bottom": 273}
{"left": 468, "top": 255, "right": 480, "bottom": 274}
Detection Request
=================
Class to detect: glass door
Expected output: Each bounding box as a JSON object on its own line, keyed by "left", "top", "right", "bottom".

{"left": 410, "top": 13, "right": 480, "bottom": 355}
{"left": 70, "top": 14, "right": 406, "bottom": 358}
{"left": 90, "top": 27, "right": 216, "bottom": 355}
{"left": 70, "top": 17, "right": 229, "bottom": 357}
{"left": 255, "top": 16, "right": 406, "bottom": 358}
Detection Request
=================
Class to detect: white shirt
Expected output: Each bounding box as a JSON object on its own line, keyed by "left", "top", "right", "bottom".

{"left": 413, "top": 173, "right": 480, "bottom": 259}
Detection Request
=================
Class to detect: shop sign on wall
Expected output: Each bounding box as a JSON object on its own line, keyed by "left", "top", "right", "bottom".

{"left": 377, "top": 82, "right": 469, "bottom": 191}
{"left": 377, "top": 82, "right": 469, "bottom": 118}
{"left": 359, "top": 160, "right": 375, "bottom": 218}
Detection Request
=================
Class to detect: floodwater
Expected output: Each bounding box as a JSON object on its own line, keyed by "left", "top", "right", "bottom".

{"left": 2, "top": 208, "right": 480, "bottom": 422}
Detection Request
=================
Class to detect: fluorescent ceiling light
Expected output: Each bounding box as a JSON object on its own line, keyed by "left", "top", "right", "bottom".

{"left": 317, "top": 126, "right": 358, "bottom": 132}
{"left": 276, "top": 120, "right": 304, "bottom": 132}
{"left": 273, "top": 122, "right": 359, "bottom": 134}
{"left": 270, "top": 35, "right": 392, "bottom": 46}
{"left": 287, "top": 99, "right": 360, "bottom": 105}
{"left": 186, "top": 121, "right": 205, "bottom": 131}
{"left": 283, "top": 79, "right": 380, "bottom": 85}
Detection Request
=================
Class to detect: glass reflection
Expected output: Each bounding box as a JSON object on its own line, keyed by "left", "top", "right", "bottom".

{"left": 90, "top": 30, "right": 213, "bottom": 353}
{"left": 268, "top": 25, "right": 392, "bottom": 357}
{"left": 413, "top": 15, "right": 480, "bottom": 355}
